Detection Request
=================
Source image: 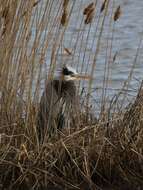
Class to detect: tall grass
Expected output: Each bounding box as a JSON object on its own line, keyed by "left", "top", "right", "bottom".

{"left": 0, "top": 0, "right": 143, "bottom": 189}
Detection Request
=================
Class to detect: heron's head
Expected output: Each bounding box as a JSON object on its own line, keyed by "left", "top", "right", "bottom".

{"left": 61, "top": 66, "right": 90, "bottom": 81}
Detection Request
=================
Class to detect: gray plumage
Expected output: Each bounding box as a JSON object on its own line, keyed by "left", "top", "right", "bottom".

{"left": 37, "top": 66, "right": 81, "bottom": 141}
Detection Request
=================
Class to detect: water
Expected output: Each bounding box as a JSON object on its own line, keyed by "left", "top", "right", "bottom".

{"left": 33, "top": 0, "right": 143, "bottom": 111}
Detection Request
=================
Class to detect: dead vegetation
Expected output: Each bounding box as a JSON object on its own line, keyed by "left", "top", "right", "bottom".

{"left": 0, "top": 0, "right": 143, "bottom": 189}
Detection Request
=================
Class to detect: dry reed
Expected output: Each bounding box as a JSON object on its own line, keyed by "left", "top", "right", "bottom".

{"left": 0, "top": 0, "right": 143, "bottom": 189}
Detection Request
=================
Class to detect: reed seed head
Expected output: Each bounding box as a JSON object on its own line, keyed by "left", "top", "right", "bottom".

{"left": 64, "top": 48, "right": 72, "bottom": 56}
{"left": 84, "top": 10, "right": 94, "bottom": 24}
{"left": 83, "top": 2, "right": 94, "bottom": 15}
{"left": 114, "top": 5, "right": 121, "bottom": 21}
{"left": 83, "top": 2, "right": 95, "bottom": 24}
{"left": 33, "top": 0, "right": 41, "bottom": 8}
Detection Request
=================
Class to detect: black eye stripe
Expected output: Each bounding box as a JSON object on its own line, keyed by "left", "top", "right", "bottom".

{"left": 62, "top": 67, "right": 74, "bottom": 75}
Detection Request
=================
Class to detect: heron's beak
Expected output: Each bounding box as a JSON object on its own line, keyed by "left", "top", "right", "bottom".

{"left": 74, "top": 74, "right": 91, "bottom": 80}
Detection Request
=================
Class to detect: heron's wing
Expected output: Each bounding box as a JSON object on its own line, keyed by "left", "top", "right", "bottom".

{"left": 37, "top": 81, "right": 61, "bottom": 139}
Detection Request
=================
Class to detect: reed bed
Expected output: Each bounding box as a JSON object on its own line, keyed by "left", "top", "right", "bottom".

{"left": 0, "top": 0, "right": 143, "bottom": 189}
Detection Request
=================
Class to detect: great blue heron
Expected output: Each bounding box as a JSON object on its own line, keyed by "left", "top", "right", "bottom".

{"left": 37, "top": 65, "right": 89, "bottom": 141}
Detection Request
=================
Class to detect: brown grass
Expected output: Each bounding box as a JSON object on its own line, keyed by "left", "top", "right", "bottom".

{"left": 0, "top": 0, "right": 143, "bottom": 189}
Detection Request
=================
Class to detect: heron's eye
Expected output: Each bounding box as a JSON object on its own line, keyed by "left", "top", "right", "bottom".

{"left": 62, "top": 67, "right": 74, "bottom": 75}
